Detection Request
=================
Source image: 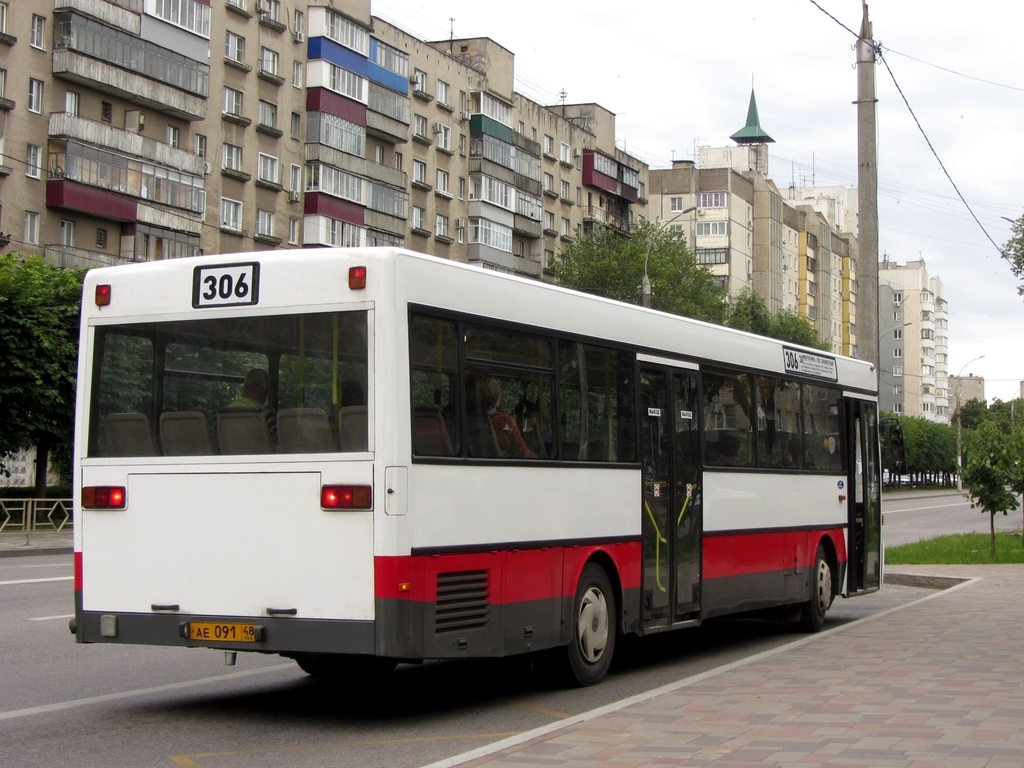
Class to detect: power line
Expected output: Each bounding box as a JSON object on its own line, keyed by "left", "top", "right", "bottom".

{"left": 878, "top": 51, "right": 1005, "bottom": 259}
{"left": 805, "top": 0, "right": 859, "bottom": 39}
{"left": 881, "top": 47, "right": 1024, "bottom": 93}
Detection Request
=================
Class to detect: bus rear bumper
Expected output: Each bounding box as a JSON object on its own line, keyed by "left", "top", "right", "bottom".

{"left": 77, "top": 610, "right": 376, "bottom": 655}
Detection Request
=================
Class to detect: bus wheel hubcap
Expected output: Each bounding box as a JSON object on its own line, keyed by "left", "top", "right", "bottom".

{"left": 577, "top": 586, "right": 609, "bottom": 663}
{"left": 815, "top": 559, "right": 832, "bottom": 614}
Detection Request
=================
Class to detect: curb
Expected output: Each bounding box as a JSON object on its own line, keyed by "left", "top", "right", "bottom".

{"left": 0, "top": 546, "right": 73, "bottom": 559}
{"left": 884, "top": 571, "right": 967, "bottom": 590}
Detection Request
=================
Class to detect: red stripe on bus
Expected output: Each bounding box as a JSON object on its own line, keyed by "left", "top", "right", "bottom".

{"left": 702, "top": 529, "right": 847, "bottom": 580}
{"left": 75, "top": 551, "right": 83, "bottom": 591}
{"left": 374, "top": 542, "right": 642, "bottom": 603}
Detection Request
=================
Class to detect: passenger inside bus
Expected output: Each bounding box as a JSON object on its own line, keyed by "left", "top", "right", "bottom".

{"left": 466, "top": 374, "right": 536, "bottom": 459}
{"left": 222, "top": 368, "right": 279, "bottom": 450}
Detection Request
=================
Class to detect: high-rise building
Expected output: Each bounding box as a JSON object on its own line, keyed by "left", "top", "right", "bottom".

{"left": 0, "top": 0, "right": 647, "bottom": 280}
{"left": 949, "top": 374, "right": 985, "bottom": 416}
{"left": 878, "top": 257, "right": 949, "bottom": 423}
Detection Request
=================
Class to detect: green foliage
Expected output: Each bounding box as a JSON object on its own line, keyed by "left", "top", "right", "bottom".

{"left": 886, "top": 532, "right": 1024, "bottom": 564}
{"left": 961, "top": 421, "right": 1023, "bottom": 556}
{"left": 880, "top": 412, "right": 956, "bottom": 480}
{"left": 0, "top": 254, "right": 84, "bottom": 487}
{"left": 551, "top": 221, "right": 727, "bottom": 323}
{"left": 723, "top": 289, "right": 829, "bottom": 351}
{"left": 1001, "top": 213, "right": 1024, "bottom": 297}
{"left": 957, "top": 397, "right": 989, "bottom": 430}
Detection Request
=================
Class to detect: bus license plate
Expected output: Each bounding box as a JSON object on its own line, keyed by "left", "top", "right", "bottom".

{"left": 188, "top": 622, "right": 258, "bottom": 643}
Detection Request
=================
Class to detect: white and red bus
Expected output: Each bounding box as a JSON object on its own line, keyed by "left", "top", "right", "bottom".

{"left": 72, "top": 248, "right": 881, "bottom": 685}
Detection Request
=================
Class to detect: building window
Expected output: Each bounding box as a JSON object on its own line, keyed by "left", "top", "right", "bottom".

{"left": 323, "top": 8, "right": 368, "bottom": 55}
{"left": 543, "top": 173, "right": 554, "bottom": 194}
{"left": 166, "top": 125, "right": 180, "bottom": 148}
{"left": 0, "top": 3, "right": 7, "bottom": 35}
{"left": 893, "top": 385, "right": 902, "bottom": 395}
{"left": 222, "top": 143, "right": 243, "bottom": 171}
{"left": 437, "top": 80, "right": 450, "bottom": 106}
{"left": 257, "top": 209, "right": 275, "bottom": 238}
{"left": 893, "top": 348, "right": 902, "bottom": 359}
{"left": 561, "top": 217, "right": 571, "bottom": 237}
{"left": 260, "top": 47, "right": 280, "bottom": 77}
{"left": 258, "top": 153, "right": 280, "bottom": 184}
{"left": 697, "top": 192, "right": 727, "bottom": 208}
{"left": 288, "top": 217, "right": 300, "bottom": 245}
{"left": 23, "top": 212, "right": 39, "bottom": 245}
{"left": 292, "top": 9, "right": 304, "bottom": 36}
{"left": 25, "top": 145, "right": 42, "bottom": 179}
{"left": 154, "top": 0, "right": 211, "bottom": 37}
{"left": 543, "top": 135, "right": 554, "bottom": 156}
{"left": 437, "top": 124, "right": 451, "bottom": 151}
{"left": 374, "top": 145, "right": 384, "bottom": 164}
{"left": 893, "top": 403, "right": 903, "bottom": 414}
{"left": 290, "top": 163, "right": 301, "bottom": 191}
{"left": 412, "top": 206, "right": 426, "bottom": 231}
{"left": 28, "top": 79, "right": 44, "bottom": 114}
{"left": 31, "top": 15, "right": 45, "bottom": 49}
{"left": 414, "top": 114, "right": 428, "bottom": 140}
{"left": 220, "top": 198, "right": 242, "bottom": 231}
{"left": 258, "top": 100, "right": 277, "bottom": 130}
{"left": 697, "top": 248, "right": 728, "bottom": 265}
{"left": 394, "top": 152, "right": 403, "bottom": 172}
{"left": 436, "top": 169, "right": 449, "bottom": 195}
{"left": 101, "top": 101, "right": 113, "bottom": 123}
{"left": 892, "top": 292, "right": 902, "bottom": 305}
{"left": 195, "top": 134, "right": 207, "bottom": 158}
{"left": 670, "top": 197, "right": 686, "bottom": 212}
{"left": 412, "top": 69, "right": 428, "bottom": 94}
{"left": 544, "top": 211, "right": 555, "bottom": 231}
{"left": 412, "top": 160, "right": 427, "bottom": 185}
{"left": 893, "top": 366, "right": 903, "bottom": 377}
{"left": 223, "top": 87, "right": 243, "bottom": 117}
{"left": 696, "top": 221, "right": 729, "bottom": 236}
{"left": 576, "top": 187, "right": 582, "bottom": 206}
{"left": 226, "top": 32, "right": 245, "bottom": 63}
{"left": 292, "top": 61, "right": 303, "bottom": 88}
{"left": 469, "top": 217, "right": 513, "bottom": 251}
{"left": 458, "top": 177, "right": 465, "bottom": 199}
{"left": 96, "top": 228, "right": 108, "bottom": 248}
{"left": 545, "top": 249, "right": 554, "bottom": 268}
{"left": 560, "top": 179, "right": 570, "bottom": 200}
{"left": 58, "top": 219, "right": 75, "bottom": 247}
{"left": 65, "top": 91, "right": 80, "bottom": 116}
{"left": 892, "top": 329, "right": 902, "bottom": 340}
{"left": 261, "top": 0, "right": 281, "bottom": 23}
{"left": 560, "top": 142, "right": 571, "bottom": 164}
{"left": 435, "top": 214, "right": 449, "bottom": 239}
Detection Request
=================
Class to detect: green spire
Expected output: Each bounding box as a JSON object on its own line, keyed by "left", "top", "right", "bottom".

{"left": 730, "top": 89, "right": 774, "bottom": 145}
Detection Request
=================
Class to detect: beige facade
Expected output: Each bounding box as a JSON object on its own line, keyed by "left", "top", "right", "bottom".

{"left": 0, "top": 0, "right": 646, "bottom": 281}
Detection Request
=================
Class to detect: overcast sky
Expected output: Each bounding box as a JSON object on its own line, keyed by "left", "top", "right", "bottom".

{"left": 375, "top": 0, "right": 1024, "bottom": 402}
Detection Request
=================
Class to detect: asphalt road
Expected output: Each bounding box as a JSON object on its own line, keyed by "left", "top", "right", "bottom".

{"left": 0, "top": 493, "right": 993, "bottom": 768}
{"left": 882, "top": 489, "right": 1023, "bottom": 547}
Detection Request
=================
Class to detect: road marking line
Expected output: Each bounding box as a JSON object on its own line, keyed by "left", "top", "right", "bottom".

{"left": 0, "top": 663, "right": 296, "bottom": 722}
{"left": 167, "top": 732, "right": 522, "bottom": 766}
{"left": 29, "top": 614, "right": 75, "bottom": 621}
{"left": 884, "top": 501, "right": 970, "bottom": 513}
{"left": 419, "top": 577, "right": 983, "bottom": 768}
{"left": 0, "top": 576, "right": 74, "bottom": 586}
{"left": 506, "top": 700, "right": 570, "bottom": 720}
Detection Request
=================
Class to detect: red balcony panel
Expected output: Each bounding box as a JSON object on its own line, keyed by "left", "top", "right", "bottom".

{"left": 619, "top": 183, "right": 639, "bottom": 204}
{"left": 304, "top": 193, "right": 365, "bottom": 225}
{"left": 47, "top": 179, "right": 137, "bottom": 222}
{"left": 306, "top": 88, "right": 367, "bottom": 126}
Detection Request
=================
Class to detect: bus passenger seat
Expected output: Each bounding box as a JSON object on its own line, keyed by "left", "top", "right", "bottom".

{"left": 413, "top": 409, "right": 454, "bottom": 456}
{"left": 338, "top": 405, "right": 368, "bottom": 452}
{"left": 105, "top": 413, "right": 158, "bottom": 457}
{"left": 278, "top": 408, "right": 337, "bottom": 453}
{"left": 159, "top": 411, "right": 213, "bottom": 456}
{"left": 217, "top": 409, "right": 274, "bottom": 454}
{"left": 466, "top": 413, "right": 502, "bottom": 458}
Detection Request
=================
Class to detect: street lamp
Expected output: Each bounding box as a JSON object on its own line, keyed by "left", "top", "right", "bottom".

{"left": 643, "top": 207, "right": 696, "bottom": 308}
{"left": 954, "top": 354, "right": 986, "bottom": 491}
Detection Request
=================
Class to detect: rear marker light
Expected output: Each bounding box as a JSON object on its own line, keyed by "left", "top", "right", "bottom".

{"left": 348, "top": 266, "right": 367, "bottom": 290}
{"left": 95, "top": 284, "right": 112, "bottom": 307}
{"left": 321, "top": 484, "right": 372, "bottom": 509}
{"left": 82, "top": 486, "right": 126, "bottom": 509}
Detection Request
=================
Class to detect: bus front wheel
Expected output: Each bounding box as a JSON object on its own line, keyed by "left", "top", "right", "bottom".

{"left": 566, "top": 563, "right": 616, "bottom": 686}
{"left": 798, "top": 544, "right": 833, "bottom": 633}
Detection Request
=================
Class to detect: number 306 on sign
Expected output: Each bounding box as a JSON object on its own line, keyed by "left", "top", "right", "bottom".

{"left": 192, "top": 262, "right": 260, "bottom": 308}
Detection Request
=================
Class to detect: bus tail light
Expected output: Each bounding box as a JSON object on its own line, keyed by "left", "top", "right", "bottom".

{"left": 95, "top": 284, "right": 112, "bottom": 306}
{"left": 82, "top": 486, "right": 126, "bottom": 509}
{"left": 348, "top": 266, "right": 366, "bottom": 290}
{"left": 321, "top": 484, "right": 372, "bottom": 509}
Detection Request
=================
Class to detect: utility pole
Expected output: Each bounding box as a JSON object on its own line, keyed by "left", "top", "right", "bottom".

{"left": 857, "top": 2, "right": 879, "bottom": 370}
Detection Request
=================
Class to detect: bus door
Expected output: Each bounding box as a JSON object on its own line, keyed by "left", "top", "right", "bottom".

{"left": 639, "top": 361, "right": 702, "bottom": 629}
{"left": 845, "top": 398, "right": 881, "bottom": 593}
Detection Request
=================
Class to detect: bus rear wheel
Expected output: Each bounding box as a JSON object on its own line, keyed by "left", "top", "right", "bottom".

{"left": 293, "top": 653, "right": 397, "bottom": 682}
{"left": 798, "top": 544, "right": 833, "bottom": 633}
{"left": 565, "top": 563, "right": 616, "bottom": 686}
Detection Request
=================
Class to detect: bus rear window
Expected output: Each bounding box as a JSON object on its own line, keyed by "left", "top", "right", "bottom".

{"left": 87, "top": 311, "right": 368, "bottom": 457}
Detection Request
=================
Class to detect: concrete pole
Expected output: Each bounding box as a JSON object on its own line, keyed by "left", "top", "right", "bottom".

{"left": 857, "top": 2, "right": 879, "bottom": 370}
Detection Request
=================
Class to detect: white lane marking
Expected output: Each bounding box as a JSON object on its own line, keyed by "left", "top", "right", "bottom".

{"left": 29, "top": 614, "right": 75, "bottom": 621}
{"left": 0, "top": 577, "right": 74, "bottom": 586}
{"left": 420, "top": 577, "right": 983, "bottom": 768}
{"left": 884, "top": 501, "right": 970, "bottom": 514}
{"left": 0, "top": 663, "right": 296, "bottom": 722}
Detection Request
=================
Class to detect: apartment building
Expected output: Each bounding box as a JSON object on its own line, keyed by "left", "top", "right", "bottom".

{"left": 878, "top": 258, "right": 949, "bottom": 423}
{"left": 949, "top": 374, "right": 985, "bottom": 416}
{"left": 0, "top": 0, "right": 646, "bottom": 280}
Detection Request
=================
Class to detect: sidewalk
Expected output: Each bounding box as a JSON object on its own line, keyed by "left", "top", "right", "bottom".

{"left": 434, "top": 565, "right": 1024, "bottom": 768}
{"left": 0, "top": 528, "right": 73, "bottom": 557}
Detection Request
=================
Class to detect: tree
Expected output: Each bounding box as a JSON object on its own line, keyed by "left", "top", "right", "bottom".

{"left": 957, "top": 397, "right": 989, "bottom": 431}
{"left": 1001, "top": 214, "right": 1024, "bottom": 297}
{"left": 0, "top": 254, "right": 84, "bottom": 495}
{"left": 961, "top": 422, "right": 1021, "bottom": 557}
{"left": 723, "top": 288, "right": 829, "bottom": 351}
{"left": 551, "top": 221, "right": 727, "bottom": 323}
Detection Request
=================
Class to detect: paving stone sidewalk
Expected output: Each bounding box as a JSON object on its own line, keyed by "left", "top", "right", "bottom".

{"left": 443, "top": 565, "right": 1024, "bottom": 768}
{"left": 0, "top": 528, "right": 73, "bottom": 557}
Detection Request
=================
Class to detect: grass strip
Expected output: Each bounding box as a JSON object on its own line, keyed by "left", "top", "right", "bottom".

{"left": 886, "top": 531, "right": 1024, "bottom": 564}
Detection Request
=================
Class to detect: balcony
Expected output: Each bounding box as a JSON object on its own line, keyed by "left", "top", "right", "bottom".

{"left": 514, "top": 255, "right": 542, "bottom": 278}
{"left": 0, "top": 31, "right": 15, "bottom": 46}
{"left": 304, "top": 144, "right": 407, "bottom": 189}
{"left": 48, "top": 112, "right": 205, "bottom": 176}
{"left": 44, "top": 244, "right": 133, "bottom": 269}
{"left": 55, "top": 0, "right": 142, "bottom": 35}
{"left": 581, "top": 206, "right": 628, "bottom": 233}
{"left": 364, "top": 210, "right": 406, "bottom": 237}
{"left": 365, "top": 110, "right": 408, "bottom": 144}
{"left": 513, "top": 215, "right": 542, "bottom": 239}
{"left": 0, "top": 96, "right": 14, "bottom": 111}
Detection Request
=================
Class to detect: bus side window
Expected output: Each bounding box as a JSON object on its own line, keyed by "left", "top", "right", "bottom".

{"left": 409, "top": 316, "right": 459, "bottom": 457}
{"left": 802, "top": 385, "right": 844, "bottom": 472}
{"left": 756, "top": 375, "right": 802, "bottom": 470}
{"left": 559, "top": 341, "right": 635, "bottom": 462}
{"left": 703, "top": 367, "right": 755, "bottom": 468}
